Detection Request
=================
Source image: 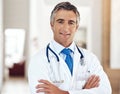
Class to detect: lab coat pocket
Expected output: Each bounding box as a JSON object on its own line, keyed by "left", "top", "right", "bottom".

{"left": 76, "top": 66, "right": 91, "bottom": 81}
{"left": 76, "top": 80, "right": 86, "bottom": 90}
{"left": 75, "top": 66, "right": 91, "bottom": 89}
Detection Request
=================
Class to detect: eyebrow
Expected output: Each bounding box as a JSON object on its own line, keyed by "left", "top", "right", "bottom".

{"left": 56, "top": 19, "right": 76, "bottom": 23}
{"left": 56, "top": 19, "right": 64, "bottom": 22}
{"left": 69, "top": 20, "right": 76, "bottom": 23}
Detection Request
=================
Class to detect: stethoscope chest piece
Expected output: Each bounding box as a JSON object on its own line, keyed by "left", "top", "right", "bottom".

{"left": 80, "top": 58, "right": 86, "bottom": 66}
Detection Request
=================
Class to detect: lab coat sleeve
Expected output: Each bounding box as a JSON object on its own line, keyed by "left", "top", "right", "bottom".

{"left": 68, "top": 53, "right": 112, "bottom": 94}
{"left": 28, "top": 52, "right": 50, "bottom": 94}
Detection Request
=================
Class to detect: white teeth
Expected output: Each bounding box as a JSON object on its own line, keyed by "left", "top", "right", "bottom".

{"left": 60, "top": 32, "right": 70, "bottom": 35}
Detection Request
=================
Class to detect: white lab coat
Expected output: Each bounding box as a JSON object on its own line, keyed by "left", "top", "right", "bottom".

{"left": 28, "top": 42, "right": 112, "bottom": 94}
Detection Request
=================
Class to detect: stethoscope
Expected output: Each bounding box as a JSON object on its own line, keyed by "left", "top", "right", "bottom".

{"left": 46, "top": 43, "right": 85, "bottom": 66}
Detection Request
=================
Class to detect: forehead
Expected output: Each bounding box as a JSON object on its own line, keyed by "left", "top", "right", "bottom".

{"left": 54, "top": 9, "right": 77, "bottom": 21}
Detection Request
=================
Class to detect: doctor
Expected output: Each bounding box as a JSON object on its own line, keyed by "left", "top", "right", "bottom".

{"left": 28, "top": 2, "right": 112, "bottom": 94}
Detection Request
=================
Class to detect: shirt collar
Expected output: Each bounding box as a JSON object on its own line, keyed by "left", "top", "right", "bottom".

{"left": 51, "top": 40, "right": 76, "bottom": 54}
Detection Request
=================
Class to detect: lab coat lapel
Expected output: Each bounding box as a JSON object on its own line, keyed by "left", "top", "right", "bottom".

{"left": 73, "top": 47, "right": 80, "bottom": 76}
{"left": 59, "top": 57, "right": 72, "bottom": 79}
{"left": 49, "top": 43, "right": 71, "bottom": 80}
{"left": 67, "top": 47, "right": 80, "bottom": 89}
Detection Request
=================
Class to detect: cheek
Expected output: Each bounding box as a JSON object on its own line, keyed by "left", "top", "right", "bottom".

{"left": 71, "top": 28, "right": 77, "bottom": 33}
{"left": 52, "top": 24, "right": 58, "bottom": 30}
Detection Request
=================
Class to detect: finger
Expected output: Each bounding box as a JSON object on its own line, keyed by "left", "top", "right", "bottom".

{"left": 92, "top": 82, "right": 99, "bottom": 88}
{"left": 36, "top": 83, "right": 49, "bottom": 89}
{"left": 90, "top": 76, "right": 100, "bottom": 87}
{"left": 91, "top": 77, "right": 100, "bottom": 88}
{"left": 36, "top": 88, "right": 50, "bottom": 93}
{"left": 38, "top": 80, "right": 51, "bottom": 85}
{"left": 83, "top": 75, "right": 99, "bottom": 89}
{"left": 86, "top": 75, "right": 96, "bottom": 86}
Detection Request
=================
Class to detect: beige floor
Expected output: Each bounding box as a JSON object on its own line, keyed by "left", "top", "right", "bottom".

{"left": 1, "top": 77, "right": 31, "bottom": 94}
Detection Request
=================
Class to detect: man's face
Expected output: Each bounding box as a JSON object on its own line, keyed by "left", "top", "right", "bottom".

{"left": 51, "top": 9, "right": 79, "bottom": 47}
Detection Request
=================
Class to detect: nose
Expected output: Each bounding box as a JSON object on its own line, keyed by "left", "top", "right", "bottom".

{"left": 63, "top": 23, "right": 69, "bottom": 32}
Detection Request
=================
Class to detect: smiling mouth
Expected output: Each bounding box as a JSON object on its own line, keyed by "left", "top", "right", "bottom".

{"left": 60, "top": 32, "right": 70, "bottom": 36}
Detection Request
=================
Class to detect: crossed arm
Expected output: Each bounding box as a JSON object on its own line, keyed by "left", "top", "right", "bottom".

{"left": 35, "top": 75, "right": 100, "bottom": 94}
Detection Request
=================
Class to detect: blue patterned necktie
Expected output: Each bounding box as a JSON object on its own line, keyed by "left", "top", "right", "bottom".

{"left": 61, "top": 48, "right": 73, "bottom": 75}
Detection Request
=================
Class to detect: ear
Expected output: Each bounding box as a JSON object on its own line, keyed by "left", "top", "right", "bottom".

{"left": 76, "top": 24, "right": 79, "bottom": 31}
{"left": 50, "top": 22, "right": 54, "bottom": 30}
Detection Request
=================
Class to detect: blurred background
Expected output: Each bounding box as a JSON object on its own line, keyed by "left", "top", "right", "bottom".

{"left": 0, "top": 0, "right": 120, "bottom": 94}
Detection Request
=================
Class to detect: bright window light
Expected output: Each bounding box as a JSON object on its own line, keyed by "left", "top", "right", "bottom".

{"left": 5, "top": 29, "right": 25, "bottom": 67}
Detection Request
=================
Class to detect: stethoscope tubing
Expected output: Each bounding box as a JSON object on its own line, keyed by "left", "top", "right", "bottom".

{"left": 46, "top": 43, "right": 84, "bottom": 64}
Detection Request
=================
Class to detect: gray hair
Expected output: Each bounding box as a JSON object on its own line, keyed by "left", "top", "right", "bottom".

{"left": 50, "top": 2, "right": 80, "bottom": 25}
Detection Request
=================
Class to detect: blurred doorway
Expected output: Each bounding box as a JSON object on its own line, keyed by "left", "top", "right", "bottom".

{"left": 4, "top": 29, "right": 26, "bottom": 78}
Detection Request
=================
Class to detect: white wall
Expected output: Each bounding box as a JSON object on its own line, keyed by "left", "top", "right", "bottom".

{"left": 0, "top": 0, "right": 3, "bottom": 91}
{"left": 110, "top": 0, "right": 120, "bottom": 69}
{"left": 4, "top": 0, "right": 29, "bottom": 29}
{"left": 30, "top": 0, "right": 102, "bottom": 62}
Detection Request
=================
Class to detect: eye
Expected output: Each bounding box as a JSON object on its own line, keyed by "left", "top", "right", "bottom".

{"left": 69, "top": 22, "right": 75, "bottom": 25}
{"left": 56, "top": 19, "right": 64, "bottom": 24}
{"left": 58, "top": 20, "right": 64, "bottom": 24}
{"left": 69, "top": 21, "right": 76, "bottom": 25}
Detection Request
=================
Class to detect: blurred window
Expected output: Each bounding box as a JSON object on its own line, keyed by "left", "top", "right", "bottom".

{"left": 5, "top": 29, "right": 25, "bottom": 67}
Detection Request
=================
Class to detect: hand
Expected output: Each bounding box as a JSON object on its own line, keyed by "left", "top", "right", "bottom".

{"left": 36, "top": 79, "right": 69, "bottom": 94}
{"left": 83, "top": 75, "right": 100, "bottom": 89}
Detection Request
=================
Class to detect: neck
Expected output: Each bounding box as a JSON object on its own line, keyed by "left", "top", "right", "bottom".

{"left": 61, "top": 41, "right": 73, "bottom": 47}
